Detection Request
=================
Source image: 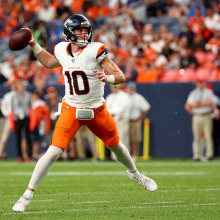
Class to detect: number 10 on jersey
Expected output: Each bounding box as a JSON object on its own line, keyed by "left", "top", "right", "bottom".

{"left": 65, "top": 70, "right": 90, "bottom": 95}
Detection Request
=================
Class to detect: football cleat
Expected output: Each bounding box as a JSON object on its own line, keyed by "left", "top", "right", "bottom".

{"left": 13, "top": 194, "right": 33, "bottom": 212}
{"left": 128, "top": 171, "right": 158, "bottom": 192}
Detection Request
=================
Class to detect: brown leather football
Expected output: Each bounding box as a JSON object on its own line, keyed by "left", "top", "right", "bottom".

{"left": 9, "top": 29, "right": 32, "bottom": 51}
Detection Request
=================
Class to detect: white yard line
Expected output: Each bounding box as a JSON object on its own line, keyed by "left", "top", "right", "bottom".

{"left": 139, "top": 201, "right": 183, "bottom": 204}
{"left": 1, "top": 203, "right": 219, "bottom": 216}
{"left": 71, "top": 200, "right": 118, "bottom": 204}
{"left": 2, "top": 188, "right": 220, "bottom": 198}
{"left": 32, "top": 199, "right": 56, "bottom": 202}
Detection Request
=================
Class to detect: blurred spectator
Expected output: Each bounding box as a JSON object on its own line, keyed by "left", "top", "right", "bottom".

{"left": 158, "top": 24, "right": 173, "bottom": 42}
{"left": 168, "top": 1, "right": 186, "bottom": 19}
{"left": 70, "top": 0, "right": 85, "bottom": 14}
{"left": 34, "top": 78, "right": 46, "bottom": 100}
{"left": 192, "top": 35, "right": 206, "bottom": 52}
{"left": 75, "top": 125, "right": 100, "bottom": 161}
{"left": 164, "top": 51, "right": 181, "bottom": 70}
{"left": 98, "top": 25, "right": 112, "bottom": 47}
{"left": 30, "top": 90, "right": 51, "bottom": 161}
{"left": 38, "top": 1, "right": 56, "bottom": 23}
{"left": 97, "top": 0, "right": 110, "bottom": 17}
{"left": 205, "top": 28, "right": 220, "bottom": 54}
{"left": 119, "top": 18, "right": 137, "bottom": 36}
{"left": 10, "top": 80, "right": 32, "bottom": 163}
{"left": 204, "top": 7, "right": 220, "bottom": 33}
{"left": 0, "top": 81, "right": 16, "bottom": 159}
{"left": 108, "top": 0, "right": 128, "bottom": 10}
{"left": 45, "top": 69, "right": 61, "bottom": 87}
{"left": 179, "top": 25, "right": 195, "bottom": 47}
{"left": 136, "top": 62, "right": 159, "bottom": 83}
{"left": 44, "top": 86, "right": 62, "bottom": 145}
{"left": 55, "top": 0, "right": 71, "bottom": 21}
{"left": 211, "top": 1, "right": 220, "bottom": 14}
{"left": 186, "top": 0, "right": 206, "bottom": 19}
{"left": 188, "top": 7, "right": 205, "bottom": 37}
{"left": 180, "top": 46, "right": 198, "bottom": 69}
{"left": 162, "top": 37, "right": 174, "bottom": 59}
{"left": 1, "top": 56, "right": 16, "bottom": 80}
{"left": 83, "top": 0, "right": 98, "bottom": 27}
{"left": 15, "top": 59, "right": 34, "bottom": 84}
{"left": 142, "top": 23, "right": 153, "bottom": 43}
{"left": 47, "top": 20, "right": 63, "bottom": 52}
{"left": 17, "top": 3, "right": 36, "bottom": 24}
{"left": 0, "top": 100, "right": 6, "bottom": 159}
{"left": 214, "top": 49, "right": 220, "bottom": 80}
{"left": 185, "top": 77, "right": 218, "bottom": 161}
{"left": 154, "top": 47, "right": 168, "bottom": 78}
{"left": 127, "top": 81, "right": 150, "bottom": 161}
{"left": 205, "top": 83, "right": 220, "bottom": 119}
{"left": 128, "top": 8, "right": 143, "bottom": 34}
{"left": 143, "top": 39, "right": 155, "bottom": 63}
{"left": 32, "top": 61, "right": 47, "bottom": 83}
{"left": 93, "top": 0, "right": 110, "bottom": 28}
{"left": 145, "top": 0, "right": 164, "bottom": 17}
{"left": 0, "top": 66, "right": 7, "bottom": 84}
{"left": 121, "top": 58, "right": 139, "bottom": 82}
{"left": 22, "top": 0, "right": 41, "bottom": 13}
{"left": 1, "top": 0, "right": 220, "bottom": 87}
{"left": 109, "top": 0, "right": 128, "bottom": 17}
{"left": 150, "top": 32, "right": 165, "bottom": 53}
{"left": 106, "top": 84, "right": 131, "bottom": 159}
{"left": 32, "top": 21, "right": 48, "bottom": 48}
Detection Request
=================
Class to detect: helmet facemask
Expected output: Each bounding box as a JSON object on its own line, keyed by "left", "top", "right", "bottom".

{"left": 67, "top": 26, "right": 92, "bottom": 47}
{"left": 63, "top": 17, "right": 93, "bottom": 47}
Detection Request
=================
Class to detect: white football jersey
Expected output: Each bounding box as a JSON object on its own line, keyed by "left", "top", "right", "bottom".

{"left": 54, "top": 42, "right": 109, "bottom": 108}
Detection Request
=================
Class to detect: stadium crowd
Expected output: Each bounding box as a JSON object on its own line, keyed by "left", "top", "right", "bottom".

{"left": 1, "top": 0, "right": 220, "bottom": 85}
{"left": 1, "top": 0, "right": 220, "bottom": 161}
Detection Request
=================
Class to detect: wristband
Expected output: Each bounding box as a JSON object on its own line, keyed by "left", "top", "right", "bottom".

{"left": 105, "top": 75, "right": 115, "bottom": 84}
{"left": 30, "top": 41, "right": 43, "bottom": 55}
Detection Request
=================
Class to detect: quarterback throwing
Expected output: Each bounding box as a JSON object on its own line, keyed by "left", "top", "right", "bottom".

{"left": 13, "top": 14, "right": 157, "bottom": 212}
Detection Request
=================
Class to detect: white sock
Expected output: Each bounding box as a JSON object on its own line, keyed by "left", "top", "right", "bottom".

{"left": 128, "top": 170, "right": 140, "bottom": 179}
{"left": 107, "top": 141, "right": 137, "bottom": 172}
{"left": 23, "top": 189, "right": 34, "bottom": 199}
{"left": 28, "top": 145, "right": 63, "bottom": 189}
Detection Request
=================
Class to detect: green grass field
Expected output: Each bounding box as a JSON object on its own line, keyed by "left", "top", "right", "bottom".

{"left": 0, "top": 159, "right": 220, "bottom": 220}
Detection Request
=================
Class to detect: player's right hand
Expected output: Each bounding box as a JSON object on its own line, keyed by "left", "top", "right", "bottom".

{"left": 21, "top": 28, "right": 35, "bottom": 45}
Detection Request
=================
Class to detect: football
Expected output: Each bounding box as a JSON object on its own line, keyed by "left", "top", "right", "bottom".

{"left": 9, "top": 29, "right": 32, "bottom": 51}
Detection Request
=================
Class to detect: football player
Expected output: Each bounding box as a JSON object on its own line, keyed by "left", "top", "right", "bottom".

{"left": 13, "top": 14, "right": 157, "bottom": 212}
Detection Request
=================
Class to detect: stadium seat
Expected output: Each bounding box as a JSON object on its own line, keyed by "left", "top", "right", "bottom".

{"left": 194, "top": 51, "right": 206, "bottom": 65}
{"left": 178, "top": 68, "right": 196, "bottom": 82}
{"left": 161, "top": 69, "right": 179, "bottom": 82}
{"left": 196, "top": 67, "right": 217, "bottom": 82}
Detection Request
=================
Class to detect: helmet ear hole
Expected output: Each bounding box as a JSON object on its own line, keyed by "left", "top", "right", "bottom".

{"left": 71, "top": 36, "right": 76, "bottom": 41}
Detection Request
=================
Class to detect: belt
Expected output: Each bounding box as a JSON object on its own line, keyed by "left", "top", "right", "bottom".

{"left": 193, "top": 113, "right": 210, "bottom": 116}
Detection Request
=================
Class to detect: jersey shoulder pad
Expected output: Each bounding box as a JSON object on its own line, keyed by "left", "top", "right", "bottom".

{"left": 89, "top": 42, "right": 109, "bottom": 62}
{"left": 54, "top": 42, "right": 70, "bottom": 58}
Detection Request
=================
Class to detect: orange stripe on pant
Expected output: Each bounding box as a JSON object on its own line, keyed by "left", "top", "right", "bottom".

{"left": 51, "top": 101, "right": 120, "bottom": 150}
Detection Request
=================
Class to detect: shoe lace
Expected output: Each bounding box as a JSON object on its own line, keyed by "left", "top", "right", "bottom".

{"left": 19, "top": 195, "right": 31, "bottom": 205}
{"left": 137, "top": 172, "right": 150, "bottom": 187}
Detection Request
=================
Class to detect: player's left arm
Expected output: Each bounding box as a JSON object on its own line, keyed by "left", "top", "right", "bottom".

{"left": 94, "top": 57, "right": 126, "bottom": 84}
{"left": 184, "top": 102, "right": 193, "bottom": 115}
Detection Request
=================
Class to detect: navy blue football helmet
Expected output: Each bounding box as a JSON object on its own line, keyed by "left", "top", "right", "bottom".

{"left": 63, "top": 14, "right": 93, "bottom": 47}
